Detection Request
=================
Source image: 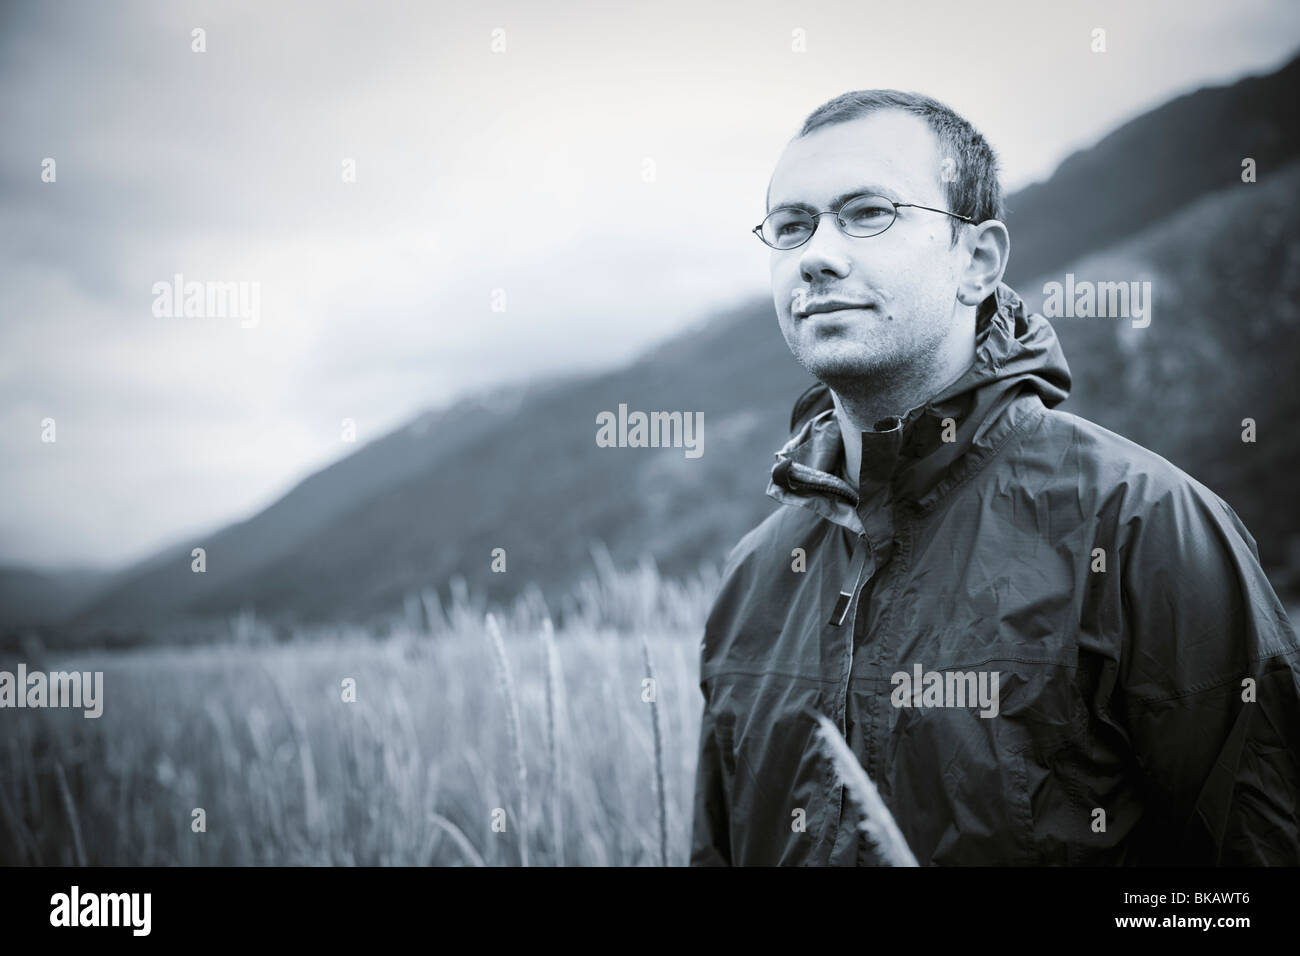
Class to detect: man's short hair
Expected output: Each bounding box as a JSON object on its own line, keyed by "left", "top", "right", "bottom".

{"left": 783, "top": 90, "right": 1003, "bottom": 246}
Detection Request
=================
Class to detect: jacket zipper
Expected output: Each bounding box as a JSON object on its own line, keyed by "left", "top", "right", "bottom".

{"left": 829, "top": 532, "right": 871, "bottom": 736}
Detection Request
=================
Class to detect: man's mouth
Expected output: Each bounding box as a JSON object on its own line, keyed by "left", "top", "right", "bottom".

{"left": 795, "top": 298, "right": 877, "bottom": 318}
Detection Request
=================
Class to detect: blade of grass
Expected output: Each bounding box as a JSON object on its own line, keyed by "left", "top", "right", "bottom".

{"left": 639, "top": 633, "right": 668, "bottom": 867}
{"left": 539, "top": 618, "right": 565, "bottom": 866}
{"left": 428, "top": 811, "right": 487, "bottom": 866}
{"left": 812, "top": 713, "right": 918, "bottom": 867}
{"left": 53, "top": 760, "right": 87, "bottom": 866}
{"left": 484, "top": 612, "right": 529, "bottom": 866}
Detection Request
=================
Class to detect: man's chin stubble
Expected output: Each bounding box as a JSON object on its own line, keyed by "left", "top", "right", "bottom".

{"left": 792, "top": 339, "right": 908, "bottom": 387}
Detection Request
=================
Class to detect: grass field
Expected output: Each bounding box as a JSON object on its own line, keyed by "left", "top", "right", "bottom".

{"left": 0, "top": 556, "right": 719, "bottom": 866}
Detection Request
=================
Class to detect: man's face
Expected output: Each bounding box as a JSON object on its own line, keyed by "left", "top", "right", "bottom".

{"left": 766, "top": 110, "right": 968, "bottom": 394}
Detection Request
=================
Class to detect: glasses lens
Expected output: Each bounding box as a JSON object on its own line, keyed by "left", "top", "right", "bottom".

{"left": 762, "top": 208, "right": 815, "bottom": 249}
{"left": 838, "top": 195, "right": 896, "bottom": 237}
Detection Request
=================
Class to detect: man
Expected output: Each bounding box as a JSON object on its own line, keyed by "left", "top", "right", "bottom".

{"left": 690, "top": 90, "right": 1300, "bottom": 866}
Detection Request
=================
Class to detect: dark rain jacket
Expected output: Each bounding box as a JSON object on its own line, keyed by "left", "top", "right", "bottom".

{"left": 690, "top": 281, "right": 1300, "bottom": 866}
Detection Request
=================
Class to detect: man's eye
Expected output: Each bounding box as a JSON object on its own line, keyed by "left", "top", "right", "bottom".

{"left": 844, "top": 204, "right": 892, "bottom": 224}
{"left": 771, "top": 215, "right": 812, "bottom": 237}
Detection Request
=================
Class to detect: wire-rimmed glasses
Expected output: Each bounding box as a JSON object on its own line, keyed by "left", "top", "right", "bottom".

{"left": 753, "top": 194, "right": 977, "bottom": 250}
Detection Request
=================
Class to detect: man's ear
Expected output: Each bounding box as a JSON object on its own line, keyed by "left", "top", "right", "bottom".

{"left": 957, "top": 220, "right": 1010, "bottom": 306}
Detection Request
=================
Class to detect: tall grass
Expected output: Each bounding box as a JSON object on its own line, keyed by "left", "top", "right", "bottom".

{"left": 0, "top": 555, "right": 717, "bottom": 866}
{"left": 538, "top": 618, "right": 565, "bottom": 866}
{"left": 484, "top": 612, "right": 529, "bottom": 866}
{"left": 640, "top": 633, "right": 668, "bottom": 868}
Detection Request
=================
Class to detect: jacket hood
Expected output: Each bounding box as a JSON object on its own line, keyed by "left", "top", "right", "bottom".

{"left": 766, "top": 282, "right": 1071, "bottom": 535}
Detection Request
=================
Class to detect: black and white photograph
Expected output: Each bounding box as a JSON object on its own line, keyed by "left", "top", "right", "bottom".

{"left": 1, "top": 0, "right": 1298, "bottom": 935}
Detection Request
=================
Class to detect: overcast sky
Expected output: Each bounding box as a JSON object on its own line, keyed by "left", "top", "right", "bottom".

{"left": 2, "top": 0, "right": 1297, "bottom": 571}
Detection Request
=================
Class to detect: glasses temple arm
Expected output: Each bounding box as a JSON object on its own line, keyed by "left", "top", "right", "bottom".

{"left": 896, "top": 202, "right": 977, "bottom": 224}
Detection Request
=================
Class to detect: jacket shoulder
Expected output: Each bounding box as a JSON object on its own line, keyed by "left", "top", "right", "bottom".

{"left": 1011, "top": 407, "right": 1298, "bottom": 716}
{"left": 1033, "top": 407, "right": 1242, "bottom": 526}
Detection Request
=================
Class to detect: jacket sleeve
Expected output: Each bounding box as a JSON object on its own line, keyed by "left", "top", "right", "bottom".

{"left": 1117, "top": 481, "right": 1300, "bottom": 865}
{"left": 689, "top": 688, "right": 732, "bottom": 866}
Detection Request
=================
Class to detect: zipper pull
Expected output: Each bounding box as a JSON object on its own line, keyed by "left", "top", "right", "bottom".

{"left": 828, "top": 536, "right": 870, "bottom": 627}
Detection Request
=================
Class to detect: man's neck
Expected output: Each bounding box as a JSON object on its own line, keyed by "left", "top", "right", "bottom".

{"left": 832, "top": 352, "right": 975, "bottom": 492}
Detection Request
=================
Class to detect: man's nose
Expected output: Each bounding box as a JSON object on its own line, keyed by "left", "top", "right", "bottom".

{"left": 799, "top": 213, "right": 853, "bottom": 283}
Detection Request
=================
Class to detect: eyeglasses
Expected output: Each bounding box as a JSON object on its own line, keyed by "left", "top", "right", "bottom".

{"left": 753, "top": 194, "right": 977, "bottom": 250}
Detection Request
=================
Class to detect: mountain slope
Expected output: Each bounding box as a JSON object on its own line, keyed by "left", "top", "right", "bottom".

{"left": 60, "top": 383, "right": 543, "bottom": 625}
{"left": 1003, "top": 50, "right": 1300, "bottom": 287}
{"left": 0, "top": 566, "right": 111, "bottom": 630}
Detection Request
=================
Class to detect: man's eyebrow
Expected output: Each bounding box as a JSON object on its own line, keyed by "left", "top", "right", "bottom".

{"left": 768, "top": 185, "right": 900, "bottom": 214}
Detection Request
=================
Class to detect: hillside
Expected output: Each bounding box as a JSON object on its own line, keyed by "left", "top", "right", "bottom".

{"left": 1003, "top": 50, "right": 1300, "bottom": 287}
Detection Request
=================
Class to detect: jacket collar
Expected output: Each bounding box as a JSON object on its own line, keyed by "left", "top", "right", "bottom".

{"left": 766, "top": 282, "right": 1071, "bottom": 537}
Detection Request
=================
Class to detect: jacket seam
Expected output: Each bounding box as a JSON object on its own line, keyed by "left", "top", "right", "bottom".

{"left": 866, "top": 654, "right": 1078, "bottom": 671}
{"left": 1009, "top": 748, "right": 1037, "bottom": 865}
{"left": 1125, "top": 648, "right": 1300, "bottom": 708}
